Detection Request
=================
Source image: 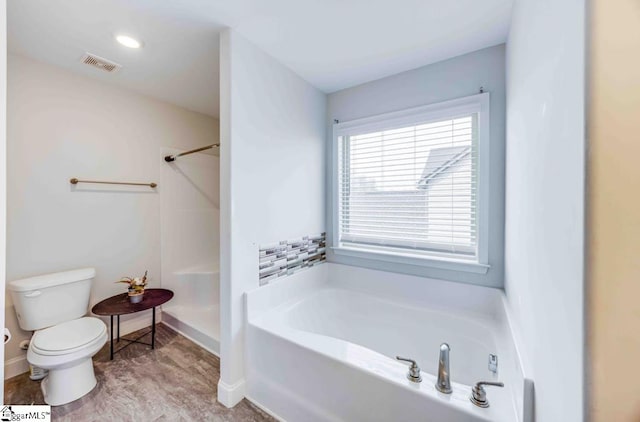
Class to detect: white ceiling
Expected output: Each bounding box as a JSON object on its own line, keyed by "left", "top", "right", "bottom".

{"left": 8, "top": 0, "right": 513, "bottom": 118}
{"left": 8, "top": 0, "right": 224, "bottom": 117}
{"left": 226, "top": 0, "right": 514, "bottom": 92}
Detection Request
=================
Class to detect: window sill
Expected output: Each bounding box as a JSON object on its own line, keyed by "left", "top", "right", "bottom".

{"left": 331, "top": 246, "right": 490, "bottom": 275}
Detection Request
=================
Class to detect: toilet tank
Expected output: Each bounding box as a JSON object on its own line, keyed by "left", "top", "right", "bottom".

{"left": 8, "top": 268, "right": 96, "bottom": 331}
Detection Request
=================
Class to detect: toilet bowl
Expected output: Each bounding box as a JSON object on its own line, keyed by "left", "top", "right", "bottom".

{"left": 8, "top": 268, "right": 107, "bottom": 406}
{"left": 27, "top": 317, "right": 107, "bottom": 406}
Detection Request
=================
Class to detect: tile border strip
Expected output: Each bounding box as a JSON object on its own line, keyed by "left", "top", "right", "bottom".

{"left": 258, "top": 232, "right": 326, "bottom": 286}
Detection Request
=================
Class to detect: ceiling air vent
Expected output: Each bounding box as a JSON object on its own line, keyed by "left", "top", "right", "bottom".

{"left": 80, "top": 53, "right": 122, "bottom": 73}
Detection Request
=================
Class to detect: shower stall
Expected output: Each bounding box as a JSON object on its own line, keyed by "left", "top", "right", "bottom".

{"left": 160, "top": 145, "right": 220, "bottom": 354}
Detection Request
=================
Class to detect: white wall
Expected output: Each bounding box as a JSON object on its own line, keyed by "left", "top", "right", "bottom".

{"left": 0, "top": 0, "right": 8, "bottom": 395}
{"left": 218, "top": 29, "right": 326, "bottom": 406}
{"left": 5, "top": 54, "right": 219, "bottom": 375}
{"left": 504, "top": 0, "right": 585, "bottom": 420}
{"left": 326, "top": 45, "right": 506, "bottom": 288}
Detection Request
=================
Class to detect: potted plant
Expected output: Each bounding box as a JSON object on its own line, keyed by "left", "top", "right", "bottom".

{"left": 117, "top": 270, "right": 148, "bottom": 303}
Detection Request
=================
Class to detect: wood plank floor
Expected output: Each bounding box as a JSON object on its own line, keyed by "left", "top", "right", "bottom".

{"left": 4, "top": 323, "right": 275, "bottom": 421}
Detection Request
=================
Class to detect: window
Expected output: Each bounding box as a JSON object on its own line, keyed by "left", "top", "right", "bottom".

{"left": 332, "top": 94, "right": 490, "bottom": 273}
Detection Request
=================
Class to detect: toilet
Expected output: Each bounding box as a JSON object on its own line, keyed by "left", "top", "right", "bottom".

{"left": 8, "top": 268, "right": 107, "bottom": 406}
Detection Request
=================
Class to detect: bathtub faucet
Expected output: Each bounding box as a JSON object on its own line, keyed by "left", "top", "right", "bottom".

{"left": 395, "top": 356, "right": 422, "bottom": 383}
{"left": 470, "top": 381, "right": 504, "bottom": 408}
{"left": 436, "top": 343, "right": 452, "bottom": 394}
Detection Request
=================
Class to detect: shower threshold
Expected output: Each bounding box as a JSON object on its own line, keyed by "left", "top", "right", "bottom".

{"left": 162, "top": 304, "right": 220, "bottom": 355}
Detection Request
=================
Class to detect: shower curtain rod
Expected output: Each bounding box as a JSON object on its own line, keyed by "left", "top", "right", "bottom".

{"left": 164, "top": 143, "right": 220, "bottom": 162}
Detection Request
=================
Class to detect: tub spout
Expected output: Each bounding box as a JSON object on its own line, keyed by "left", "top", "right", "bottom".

{"left": 436, "top": 343, "right": 452, "bottom": 394}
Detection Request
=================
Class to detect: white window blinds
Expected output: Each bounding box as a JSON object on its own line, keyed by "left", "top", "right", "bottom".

{"left": 337, "top": 113, "right": 479, "bottom": 259}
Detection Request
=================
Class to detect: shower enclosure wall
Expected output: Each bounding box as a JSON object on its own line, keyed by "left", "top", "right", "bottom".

{"left": 160, "top": 147, "right": 220, "bottom": 354}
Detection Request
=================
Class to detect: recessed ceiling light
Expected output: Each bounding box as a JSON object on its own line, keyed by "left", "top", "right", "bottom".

{"left": 116, "top": 35, "right": 142, "bottom": 49}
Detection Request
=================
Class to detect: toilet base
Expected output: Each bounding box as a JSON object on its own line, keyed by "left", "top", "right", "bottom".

{"left": 41, "top": 358, "right": 97, "bottom": 406}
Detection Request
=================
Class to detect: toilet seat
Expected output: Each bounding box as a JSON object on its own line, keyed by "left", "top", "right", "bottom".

{"left": 31, "top": 317, "right": 106, "bottom": 356}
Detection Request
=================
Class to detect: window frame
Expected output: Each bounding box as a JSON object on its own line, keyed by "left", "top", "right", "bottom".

{"left": 331, "top": 93, "right": 491, "bottom": 274}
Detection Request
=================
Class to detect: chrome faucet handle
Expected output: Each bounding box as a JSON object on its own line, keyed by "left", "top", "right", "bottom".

{"left": 395, "top": 356, "right": 422, "bottom": 383}
{"left": 470, "top": 381, "right": 504, "bottom": 408}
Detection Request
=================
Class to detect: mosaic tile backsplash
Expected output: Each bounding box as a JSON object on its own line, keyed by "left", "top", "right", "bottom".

{"left": 259, "top": 232, "right": 326, "bottom": 286}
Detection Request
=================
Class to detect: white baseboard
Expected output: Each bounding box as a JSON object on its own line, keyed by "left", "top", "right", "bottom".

{"left": 245, "top": 395, "right": 286, "bottom": 422}
{"left": 4, "top": 355, "right": 30, "bottom": 380}
{"left": 217, "top": 379, "right": 246, "bottom": 408}
{"left": 4, "top": 312, "right": 162, "bottom": 380}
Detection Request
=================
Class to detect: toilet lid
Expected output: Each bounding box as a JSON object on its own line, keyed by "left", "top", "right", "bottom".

{"left": 33, "top": 317, "right": 106, "bottom": 353}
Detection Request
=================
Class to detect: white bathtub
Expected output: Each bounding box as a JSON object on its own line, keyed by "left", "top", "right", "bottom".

{"left": 246, "top": 264, "right": 528, "bottom": 422}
